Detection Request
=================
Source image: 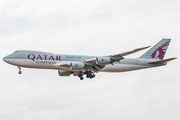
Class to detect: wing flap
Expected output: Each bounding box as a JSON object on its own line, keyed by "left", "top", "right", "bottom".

{"left": 148, "top": 57, "right": 177, "bottom": 64}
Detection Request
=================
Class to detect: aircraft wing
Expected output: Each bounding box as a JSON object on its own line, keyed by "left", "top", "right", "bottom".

{"left": 53, "top": 46, "right": 151, "bottom": 72}
{"left": 110, "top": 46, "right": 151, "bottom": 58}
{"left": 83, "top": 58, "right": 105, "bottom": 72}
{"left": 83, "top": 46, "right": 151, "bottom": 72}
{"left": 106, "top": 46, "right": 151, "bottom": 63}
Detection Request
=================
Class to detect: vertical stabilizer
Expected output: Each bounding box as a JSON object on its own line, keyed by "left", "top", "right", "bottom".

{"left": 140, "top": 38, "right": 171, "bottom": 59}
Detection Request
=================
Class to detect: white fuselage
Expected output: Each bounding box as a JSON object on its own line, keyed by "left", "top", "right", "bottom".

{"left": 3, "top": 50, "right": 163, "bottom": 73}
{"left": 4, "top": 58, "right": 151, "bottom": 72}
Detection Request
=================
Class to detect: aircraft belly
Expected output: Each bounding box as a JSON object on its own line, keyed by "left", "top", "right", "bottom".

{"left": 102, "top": 64, "right": 150, "bottom": 72}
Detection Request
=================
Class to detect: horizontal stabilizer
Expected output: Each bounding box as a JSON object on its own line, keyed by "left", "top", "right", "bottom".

{"left": 148, "top": 57, "right": 177, "bottom": 64}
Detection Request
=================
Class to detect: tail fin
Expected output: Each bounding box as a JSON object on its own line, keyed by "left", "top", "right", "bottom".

{"left": 140, "top": 38, "right": 171, "bottom": 59}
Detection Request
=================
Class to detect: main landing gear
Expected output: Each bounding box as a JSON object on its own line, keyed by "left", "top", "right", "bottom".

{"left": 18, "top": 66, "right": 22, "bottom": 74}
{"left": 78, "top": 74, "right": 84, "bottom": 80}
{"left": 85, "top": 71, "right": 95, "bottom": 79}
{"left": 77, "top": 71, "right": 96, "bottom": 80}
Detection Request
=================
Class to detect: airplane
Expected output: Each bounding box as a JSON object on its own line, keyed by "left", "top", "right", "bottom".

{"left": 3, "top": 38, "right": 177, "bottom": 80}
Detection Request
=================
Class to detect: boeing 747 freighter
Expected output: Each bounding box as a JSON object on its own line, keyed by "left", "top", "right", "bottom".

{"left": 3, "top": 38, "right": 176, "bottom": 80}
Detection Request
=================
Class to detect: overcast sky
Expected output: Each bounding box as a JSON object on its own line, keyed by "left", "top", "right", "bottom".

{"left": 0, "top": 0, "right": 180, "bottom": 120}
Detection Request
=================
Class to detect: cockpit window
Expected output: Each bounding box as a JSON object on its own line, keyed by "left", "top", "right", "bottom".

{"left": 14, "top": 51, "right": 18, "bottom": 53}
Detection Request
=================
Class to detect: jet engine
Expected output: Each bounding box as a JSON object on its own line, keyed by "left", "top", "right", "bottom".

{"left": 70, "top": 62, "right": 85, "bottom": 70}
{"left": 58, "top": 70, "right": 72, "bottom": 76}
{"left": 96, "top": 57, "right": 111, "bottom": 65}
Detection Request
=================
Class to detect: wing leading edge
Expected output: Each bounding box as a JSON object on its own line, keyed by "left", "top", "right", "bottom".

{"left": 110, "top": 46, "right": 151, "bottom": 57}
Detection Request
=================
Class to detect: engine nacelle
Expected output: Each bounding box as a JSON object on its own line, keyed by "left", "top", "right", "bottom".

{"left": 96, "top": 57, "right": 111, "bottom": 65}
{"left": 71, "top": 62, "right": 85, "bottom": 70}
{"left": 58, "top": 70, "right": 72, "bottom": 76}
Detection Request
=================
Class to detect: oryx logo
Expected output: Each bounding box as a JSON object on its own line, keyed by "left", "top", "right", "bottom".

{"left": 151, "top": 41, "right": 170, "bottom": 59}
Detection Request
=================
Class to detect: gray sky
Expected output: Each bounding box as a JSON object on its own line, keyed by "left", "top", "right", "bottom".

{"left": 0, "top": 0, "right": 180, "bottom": 120}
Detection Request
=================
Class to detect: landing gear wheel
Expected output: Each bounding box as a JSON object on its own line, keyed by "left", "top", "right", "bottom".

{"left": 78, "top": 74, "right": 82, "bottom": 77}
{"left": 89, "top": 75, "right": 93, "bottom": 79}
{"left": 80, "top": 77, "right": 84, "bottom": 80}
{"left": 18, "top": 71, "right": 22, "bottom": 74}
{"left": 86, "top": 75, "right": 89, "bottom": 78}
{"left": 85, "top": 71, "right": 96, "bottom": 79}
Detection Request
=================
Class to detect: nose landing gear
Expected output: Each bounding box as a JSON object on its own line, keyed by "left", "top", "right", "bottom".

{"left": 18, "top": 66, "right": 22, "bottom": 74}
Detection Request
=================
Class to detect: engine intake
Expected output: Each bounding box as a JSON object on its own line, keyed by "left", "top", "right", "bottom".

{"left": 96, "top": 57, "right": 111, "bottom": 65}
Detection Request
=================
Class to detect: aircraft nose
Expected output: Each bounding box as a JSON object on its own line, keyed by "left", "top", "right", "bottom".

{"left": 3, "top": 55, "right": 13, "bottom": 63}
{"left": 3, "top": 56, "right": 8, "bottom": 62}
{"left": 3, "top": 52, "right": 17, "bottom": 64}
